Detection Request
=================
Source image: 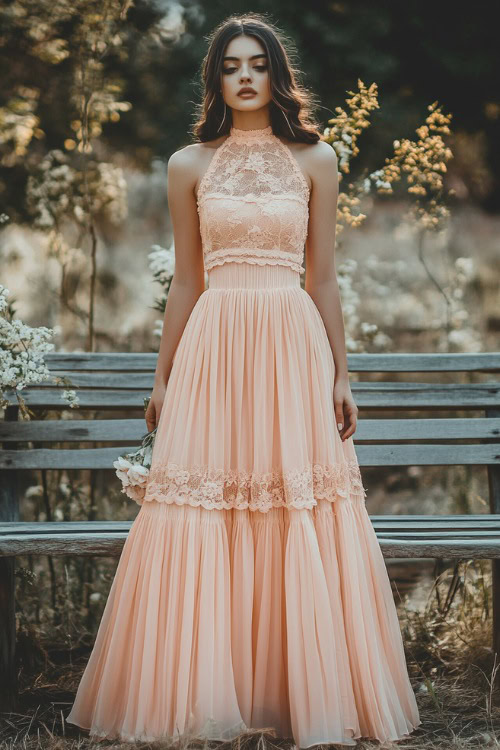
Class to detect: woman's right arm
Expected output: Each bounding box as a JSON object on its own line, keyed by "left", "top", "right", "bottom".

{"left": 145, "top": 145, "right": 206, "bottom": 431}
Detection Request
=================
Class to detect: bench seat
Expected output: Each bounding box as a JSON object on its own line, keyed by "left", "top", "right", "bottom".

{"left": 2, "top": 515, "right": 500, "bottom": 558}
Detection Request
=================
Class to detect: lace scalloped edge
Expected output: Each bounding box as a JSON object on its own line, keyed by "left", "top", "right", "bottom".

{"left": 127, "top": 460, "right": 368, "bottom": 512}
{"left": 204, "top": 255, "right": 305, "bottom": 275}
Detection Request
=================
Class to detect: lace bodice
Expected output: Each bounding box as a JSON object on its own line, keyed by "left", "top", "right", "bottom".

{"left": 196, "top": 124, "right": 310, "bottom": 274}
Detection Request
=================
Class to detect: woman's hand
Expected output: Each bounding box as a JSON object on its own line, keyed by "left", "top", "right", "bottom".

{"left": 333, "top": 376, "right": 358, "bottom": 441}
{"left": 145, "top": 381, "right": 167, "bottom": 432}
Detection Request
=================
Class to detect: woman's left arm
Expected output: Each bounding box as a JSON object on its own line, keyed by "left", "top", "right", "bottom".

{"left": 304, "top": 140, "right": 358, "bottom": 441}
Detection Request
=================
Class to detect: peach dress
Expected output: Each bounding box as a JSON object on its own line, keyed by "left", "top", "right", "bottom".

{"left": 66, "top": 124, "right": 421, "bottom": 747}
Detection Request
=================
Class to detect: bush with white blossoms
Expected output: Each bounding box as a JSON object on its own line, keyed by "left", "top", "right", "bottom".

{"left": 148, "top": 241, "right": 214, "bottom": 338}
{"left": 26, "top": 148, "right": 127, "bottom": 231}
{"left": 441, "top": 256, "right": 480, "bottom": 352}
{"left": 148, "top": 242, "right": 178, "bottom": 338}
{"left": 113, "top": 397, "right": 156, "bottom": 505}
{"left": 0, "top": 284, "right": 79, "bottom": 417}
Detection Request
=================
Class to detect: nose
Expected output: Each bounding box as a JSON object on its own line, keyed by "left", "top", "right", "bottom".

{"left": 239, "top": 64, "right": 252, "bottom": 82}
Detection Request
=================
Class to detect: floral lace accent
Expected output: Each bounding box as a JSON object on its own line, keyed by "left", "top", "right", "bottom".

{"left": 140, "top": 460, "right": 367, "bottom": 513}
{"left": 204, "top": 247, "right": 305, "bottom": 274}
{"left": 197, "top": 126, "right": 310, "bottom": 277}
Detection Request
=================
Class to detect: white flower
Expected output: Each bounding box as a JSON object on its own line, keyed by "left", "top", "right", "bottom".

{"left": 148, "top": 244, "right": 175, "bottom": 283}
{"left": 128, "top": 464, "right": 149, "bottom": 486}
{"left": 123, "top": 484, "right": 146, "bottom": 504}
{"left": 455, "top": 256, "right": 474, "bottom": 280}
{"left": 62, "top": 389, "right": 80, "bottom": 408}
{"left": 113, "top": 456, "right": 135, "bottom": 485}
{"left": 0, "top": 286, "right": 78, "bottom": 408}
{"left": 113, "top": 428, "right": 157, "bottom": 505}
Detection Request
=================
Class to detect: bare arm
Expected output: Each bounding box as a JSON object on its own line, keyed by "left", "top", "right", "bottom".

{"left": 304, "top": 140, "right": 358, "bottom": 440}
{"left": 146, "top": 146, "right": 206, "bottom": 430}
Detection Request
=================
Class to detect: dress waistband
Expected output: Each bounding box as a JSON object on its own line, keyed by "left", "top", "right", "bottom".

{"left": 207, "top": 262, "right": 302, "bottom": 289}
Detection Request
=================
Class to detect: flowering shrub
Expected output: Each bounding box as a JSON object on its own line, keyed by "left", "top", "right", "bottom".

{"left": 317, "top": 81, "right": 479, "bottom": 353}
{"left": 26, "top": 149, "right": 127, "bottom": 231}
{"left": 0, "top": 284, "right": 79, "bottom": 418}
{"left": 148, "top": 243, "right": 178, "bottom": 337}
{"left": 324, "top": 81, "right": 453, "bottom": 234}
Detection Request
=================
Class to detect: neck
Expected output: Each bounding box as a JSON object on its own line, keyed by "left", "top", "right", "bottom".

{"left": 229, "top": 123, "right": 274, "bottom": 140}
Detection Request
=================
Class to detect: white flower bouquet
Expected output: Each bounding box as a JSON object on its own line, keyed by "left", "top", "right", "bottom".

{"left": 113, "top": 396, "right": 157, "bottom": 505}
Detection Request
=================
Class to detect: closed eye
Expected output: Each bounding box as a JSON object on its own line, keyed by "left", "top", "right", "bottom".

{"left": 223, "top": 66, "right": 268, "bottom": 74}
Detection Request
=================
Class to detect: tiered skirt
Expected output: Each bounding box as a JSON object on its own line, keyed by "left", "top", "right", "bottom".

{"left": 66, "top": 263, "right": 421, "bottom": 746}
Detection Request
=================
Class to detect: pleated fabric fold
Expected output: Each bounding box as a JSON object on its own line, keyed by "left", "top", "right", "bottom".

{"left": 67, "top": 262, "right": 421, "bottom": 746}
{"left": 66, "top": 496, "right": 421, "bottom": 746}
{"left": 142, "top": 264, "right": 366, "bottom": 513}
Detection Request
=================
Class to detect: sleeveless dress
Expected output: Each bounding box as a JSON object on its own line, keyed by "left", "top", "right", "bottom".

{"left": 66, "top": 124, "right": 421, "bottom": 747}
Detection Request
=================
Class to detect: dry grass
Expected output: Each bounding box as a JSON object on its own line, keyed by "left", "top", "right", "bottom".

{"left": 2, "top": 559, "right": 500, "bottom": 750}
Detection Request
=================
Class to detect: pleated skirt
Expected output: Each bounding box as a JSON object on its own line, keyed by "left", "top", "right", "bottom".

{"left": 66, "top": 263, "right": 421, "bottom": 747}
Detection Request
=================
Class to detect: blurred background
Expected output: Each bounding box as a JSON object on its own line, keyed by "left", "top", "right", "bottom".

{"left": 1, "top": 0, "right": 499, "bottom": 356}
{"left": 1, "top": 2, "right": 499, "bottom": 726}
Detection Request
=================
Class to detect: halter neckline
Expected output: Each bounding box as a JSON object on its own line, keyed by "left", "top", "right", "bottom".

{"left": 229, "top": 124, "right": 274, "bottom": 140}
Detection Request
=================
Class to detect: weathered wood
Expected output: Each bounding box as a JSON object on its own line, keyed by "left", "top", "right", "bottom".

{"left": 0, "top": 446, "right": 139, "bottom": 469}
{"left": 0, "top": 418, "right": 148, "bottom": 441}
{"left": 354, "top": 443, "right": 500, "bottom": 466}
{"left": 348, "top": 382, "right": 500, "bottom": 410}
{"left": 0, "top": 389, "right": 151, "bottom": 409}
{"left": 1, "top": 442, "right": 499, "bottom": 470}
{"left": 3, "top": 516, "right": 500, "bottom": 557}
{"left": 31, "top": 351, "right": 500, "bottom": 373}
{"left": 371, "top": 515, "right": 500, "bottom": 529}
{"left": 2, "top": 514, "right": 500, "bottom": 535}
{"left": 0, "top": 521, "right": 133, "bottom": 534}
{"left": 2, "top": 382, "right": 499, "bottom": 410}
{"left": 0, "top": 406, "right": 19, "bottom": 712}
{"left": 1, "top": 350, "right": 500, "bottom": 694}
{"left": 487, "top": 408, "right": 500, "bottom": 661}
{"left": 346, "top": 352, "right": 500, "bottom": 373}
{"left": 1, "top": 416, "right": 499, "bottom": 443}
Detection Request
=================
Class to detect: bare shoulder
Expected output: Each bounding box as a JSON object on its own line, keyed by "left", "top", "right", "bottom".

{"left": 302, "top": 141, "right": 338, "bottom": 196}
{"left": 302, "top": 139, "right": 338, "bottom": 171}
{"left": 167, "top": 143, "right": 200, "bottom": 179}
{"left": 168, "top": 137, "right": 227, "bottom": 195}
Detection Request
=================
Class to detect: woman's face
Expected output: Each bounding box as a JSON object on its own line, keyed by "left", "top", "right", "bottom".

{"left": 221, "top": 34, "right": 272, "bottom": 117}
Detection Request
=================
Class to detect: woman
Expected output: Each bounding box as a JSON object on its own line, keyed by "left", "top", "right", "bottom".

{"left": 66, "top": 13, "right": 421, "bottom": 747}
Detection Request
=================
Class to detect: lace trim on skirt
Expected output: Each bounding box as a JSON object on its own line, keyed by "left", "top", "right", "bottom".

{"left": 134, "top": 460, "right": 368, "bottom": 512}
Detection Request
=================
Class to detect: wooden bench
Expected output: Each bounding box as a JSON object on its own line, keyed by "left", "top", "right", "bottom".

{"left": 1, "top": 350, "right": 499, "bottom": 711}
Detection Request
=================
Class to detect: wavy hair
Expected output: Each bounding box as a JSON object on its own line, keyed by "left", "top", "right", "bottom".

{"left": 192, "top": 13, "right": 321, "bottom": 144}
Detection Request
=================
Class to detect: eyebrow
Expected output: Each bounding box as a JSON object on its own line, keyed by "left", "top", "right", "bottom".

{"left": 223, "top": 54, "right": 267, "bottom": 61}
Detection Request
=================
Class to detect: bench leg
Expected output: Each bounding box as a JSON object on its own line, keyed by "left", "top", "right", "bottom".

{"left": 487, "top": 408, "right": 500, "bottom": 673}
{"left": 0, "top": 557, "right": 18, "bottom": 711}
{"left": 492, "top": 559, "right": 500, "bottom": 661}
{"left": 0, "top": 404, "right": 19, "bottom": 712}
{"left": 489, "top": 469, "right": 500, "bottom": 665}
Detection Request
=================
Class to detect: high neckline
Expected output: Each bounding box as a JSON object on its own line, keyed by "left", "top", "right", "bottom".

{"left": 229, "top": 124, "right": 274, "bottom": 140}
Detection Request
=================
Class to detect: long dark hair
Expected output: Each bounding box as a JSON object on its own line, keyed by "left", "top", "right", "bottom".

{"left": 192, "top": 13, "right": 322, "bottom": 144}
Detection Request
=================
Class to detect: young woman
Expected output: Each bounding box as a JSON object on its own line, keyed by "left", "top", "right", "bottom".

{"left": 66, "top": 13, "right": 421, "bottom": 747}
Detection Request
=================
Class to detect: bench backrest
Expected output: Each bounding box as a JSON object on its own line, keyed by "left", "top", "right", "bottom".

{"left": 1, "top": 351, "right": 499, "bottom": 518}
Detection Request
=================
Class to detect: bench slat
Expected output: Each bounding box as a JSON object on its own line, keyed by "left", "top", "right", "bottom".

{"left": 2, "top": 383, "right": 499, "bottom": 410}
{"left": 2, "top": 515, "right": 500, "bottom": 534}
{"left": 1, "top": 417, "right": 499, "bottom": 443}
{"left": 2, "top": 530, "right": 500, "bottom": 558}
{"left": 1, "top": 443, "right": 499, "bottom": 470}
{"left": 37, "top": 351, "right": 500, "bottom": 373}
{"left": 3, "top": 516, "right": 500, "bottom": 557}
